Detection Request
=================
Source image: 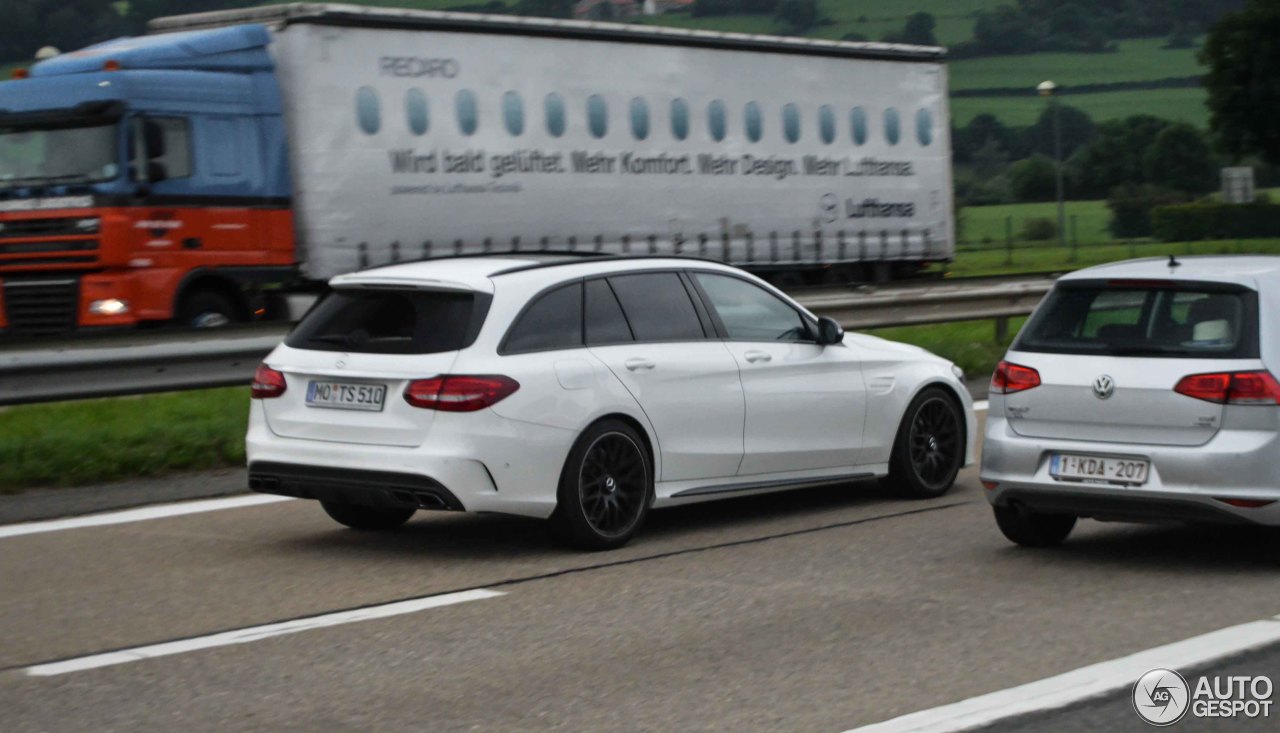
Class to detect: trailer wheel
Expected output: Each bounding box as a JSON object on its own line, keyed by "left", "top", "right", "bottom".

{"left": 177, "top": 289, "right": 241, "bottom": 329}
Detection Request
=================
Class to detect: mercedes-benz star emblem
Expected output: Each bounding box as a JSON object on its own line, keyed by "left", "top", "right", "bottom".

{"left": 1093, "top": 374, "right": 1115, "bottom": 400}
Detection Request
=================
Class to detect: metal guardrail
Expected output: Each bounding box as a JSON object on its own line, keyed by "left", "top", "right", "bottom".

{"left": 803, "top": 275, "right": 1056, "bottom": 329}
{"left": 0, "top": 327, "right": 289, "bottom": 406}
{"left": 0, "top": 274, "right": 1056, "bottom": 406}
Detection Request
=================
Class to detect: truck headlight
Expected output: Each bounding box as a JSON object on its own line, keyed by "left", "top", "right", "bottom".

{"left": 89, "top": 298, "right": 130, "bottom": 316}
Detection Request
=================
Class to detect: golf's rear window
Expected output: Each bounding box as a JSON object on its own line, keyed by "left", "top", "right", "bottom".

{"left": 287, "top": 289, "right": 490, "bottom": 354}
{"left": 1014, "top": 280, "right": 1259, "bottom": 358}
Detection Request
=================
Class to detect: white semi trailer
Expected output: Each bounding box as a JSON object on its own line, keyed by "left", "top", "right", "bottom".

{"left": 155, "top": 3, "right": 951, "bottom": 283}
{"left": 0, "top": 3, "right": 951, "bottom": 335}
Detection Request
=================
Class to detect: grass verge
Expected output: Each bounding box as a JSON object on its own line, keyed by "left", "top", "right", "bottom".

{"left": 0, "top": 387, "right": 248, "bottom": 493}
{"left": 866, "top": 317, "right": 1025, "bottom": 380}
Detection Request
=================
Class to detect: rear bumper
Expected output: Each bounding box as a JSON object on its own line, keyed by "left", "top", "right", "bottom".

{"left": 982, "top": 413, "right": 1280, "bottom": 526}
{"left": 248, "top": 461, "right": 464, "bottom": 512}
{"left": 992, "top": 488, "right": 1255, "bottom": 525}
{"left": 245, "top": 402, "right": 569, "bottom": 519}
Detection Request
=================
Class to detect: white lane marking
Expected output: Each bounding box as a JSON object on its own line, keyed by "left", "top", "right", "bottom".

{"left": 26, "top": 588, "right": 505, "bottom": 677}
{"left": 0, "top": 494, "right": 294, "bottom": 540}
{"left": 843, "top": 614, "right": 1280, "bottom": 733}
{"left": 973, "top": 400, "right": 988, "bottom": 412}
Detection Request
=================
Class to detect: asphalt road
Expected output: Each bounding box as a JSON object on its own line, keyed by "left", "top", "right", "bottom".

{"left": 2, "top": 414, "right": 1280, "bottom": 732}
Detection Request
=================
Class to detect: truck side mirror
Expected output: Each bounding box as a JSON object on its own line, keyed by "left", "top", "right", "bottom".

{"left": 817, "top": 316, "right": 844, "bottom": 345}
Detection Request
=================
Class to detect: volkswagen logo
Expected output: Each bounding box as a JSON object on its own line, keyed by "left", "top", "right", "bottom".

{"left": 1093, "top": 374, "right": 1115, "bottom": 400}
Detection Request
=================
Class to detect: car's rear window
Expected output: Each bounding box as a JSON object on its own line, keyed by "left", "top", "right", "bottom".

{"left": 1014, "top": 280, "right": 1259, "bottom": 358}
{"left": 286, "top": 289, "right": 490, "bottom": 354}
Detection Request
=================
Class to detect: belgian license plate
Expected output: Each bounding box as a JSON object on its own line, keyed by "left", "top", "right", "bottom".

{"left": 305, "top": 381, "right": 387, "bottom": 412}
{"left": 1050, "top": 454, "right": 1149, "bottom": 485}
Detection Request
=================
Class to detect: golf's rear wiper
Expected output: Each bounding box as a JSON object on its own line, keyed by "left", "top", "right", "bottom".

{"left": 1102, "top": 344, "right": 1175, "bottom": 356}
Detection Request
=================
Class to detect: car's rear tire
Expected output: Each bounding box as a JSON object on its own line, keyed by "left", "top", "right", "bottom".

{"left": 883, "top": 387, "right": 964, "bottom": 498}
{"left": 552, "top": 419, "right": 653, "bottom": 551}
{"left": 321, "top": 501, "right": 416, "bottom": 531}
{"left": 993, "top": 505, "right": 1076, "bottom": 547}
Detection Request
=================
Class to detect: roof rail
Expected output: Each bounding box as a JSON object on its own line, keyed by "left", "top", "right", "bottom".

{"left": 491, "top": 253, "right": 724, "bottom": 276}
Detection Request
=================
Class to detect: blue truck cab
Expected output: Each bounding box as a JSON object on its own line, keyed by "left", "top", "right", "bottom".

{"left": 0, "top": 25, "right": 295, "bottom": 335}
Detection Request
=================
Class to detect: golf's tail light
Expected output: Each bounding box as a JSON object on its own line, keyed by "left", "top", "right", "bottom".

{"left": 991, "top": 360, "right": 1041, "bottom": 394}
{"left": 404, "top": 375, "right": 520, "bottom": 411}
{"left": 1174, "top": 371, "right": 1280, "bottom": 405}
{"left": 250, "top": 364, "right": 287, "bottom": 399}
{"left": 1216, "top": 498, "right": 1276, "bottom": 509}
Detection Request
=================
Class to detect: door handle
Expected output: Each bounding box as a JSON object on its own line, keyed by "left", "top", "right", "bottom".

{"left": 624, "top": 358, "right": 655, "bottom": 371}
{"left": 744, "top": 350, "right": 772, "bottom": 364}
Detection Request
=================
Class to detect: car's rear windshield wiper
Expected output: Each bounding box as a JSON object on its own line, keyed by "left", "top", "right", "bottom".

{"left": 1100, "top": 344, "right": 1177, "bottom": 356}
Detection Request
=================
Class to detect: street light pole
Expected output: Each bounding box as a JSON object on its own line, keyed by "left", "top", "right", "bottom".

{"left": 1038, "top": 80, "right": 1066, "bottom": 250}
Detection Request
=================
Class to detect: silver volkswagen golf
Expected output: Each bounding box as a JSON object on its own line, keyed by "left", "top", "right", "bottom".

{"left": 982, "top": 256, "right": 1280, "bottom": 546}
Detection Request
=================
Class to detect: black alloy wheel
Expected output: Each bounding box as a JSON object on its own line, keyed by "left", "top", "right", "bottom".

{"left": 554, "top": 420, "right": 652, "bottom": 550}
{"left": 885, "top": 388, "right": 964, "bottom": 498}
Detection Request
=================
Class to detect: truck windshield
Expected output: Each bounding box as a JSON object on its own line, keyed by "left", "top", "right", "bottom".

{"left": 0, "top": 124, "right": 120, "bottom": 188}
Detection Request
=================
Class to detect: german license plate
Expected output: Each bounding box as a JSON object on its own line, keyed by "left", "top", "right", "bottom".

{"left": 305, "top": 381, "right": 387, "bottom": 412}
{"left": 1050, "top": 454, "right": 1149, "bottom": 485}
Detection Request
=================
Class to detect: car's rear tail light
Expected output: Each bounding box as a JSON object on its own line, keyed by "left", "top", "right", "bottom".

{"left": 250, "top": 364, "right": 287, "bottom": 399}
{"left": 403, "top": 375, "right": 520, "bottom": 411}
{"left": 990, "top": 360, "right": 1041, "bottom": 394}
{"left": 1216, "top": 498, "right": 1276, "bottom": 509}
{"left": 1174, "top": 371, "right": 1280, "bottom": 405}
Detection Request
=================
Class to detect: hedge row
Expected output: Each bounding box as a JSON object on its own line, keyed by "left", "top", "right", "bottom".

{"left": 1151, "top": 203, "right": 1280, "bottom": 242}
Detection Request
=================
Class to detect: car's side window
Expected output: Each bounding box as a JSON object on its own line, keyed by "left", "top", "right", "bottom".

{"left": 585, "top": 278, "right": 634, "bottom": 345}
{"left": 503, "top": 282, "right": 583, "bottom": 354}
{"left": 607, "top": 272, "right": 706, "bottom": 342}
{"left": 693, "top": 273, "right": 810, "bottom": 342}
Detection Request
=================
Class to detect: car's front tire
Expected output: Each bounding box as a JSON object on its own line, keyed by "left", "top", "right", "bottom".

{"left": 321, "top": 501, "right": 416, "bottom": 531}
{"left": 884, "top": 387, "right": 964, "bottom": 498}
{"left": 992, "top": 505, "right": 1076, "bottom": 547}
{"left": 552, "top": 419, "right": 653, "bottom": 550}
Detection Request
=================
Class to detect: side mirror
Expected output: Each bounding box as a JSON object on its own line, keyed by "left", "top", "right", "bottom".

{"left": 817, "top": 316, "right": 844, "bottom": 345}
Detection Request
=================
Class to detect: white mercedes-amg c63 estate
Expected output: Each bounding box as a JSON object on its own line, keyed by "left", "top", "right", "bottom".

{"left": 246, "top": 255, "right": 975, "bottom": 548}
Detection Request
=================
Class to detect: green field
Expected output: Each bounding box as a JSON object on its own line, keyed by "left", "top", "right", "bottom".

{"left": 949, "top": 38, "right": 1203, "bottom": 91}
{"left": 958, "top": 199, "right": 1113, "bottom": 247}
{"left": 951, "top": 86, "right": 1209, "bottom": 127}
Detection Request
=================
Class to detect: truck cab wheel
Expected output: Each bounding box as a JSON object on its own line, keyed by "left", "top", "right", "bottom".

{"left": 177, "top": 290, "right": 240, "bottom": 329}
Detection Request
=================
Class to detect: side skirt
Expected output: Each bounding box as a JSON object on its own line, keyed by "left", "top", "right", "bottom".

{"left": 669, "top": 471, "right": 876, "bottom": 500}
